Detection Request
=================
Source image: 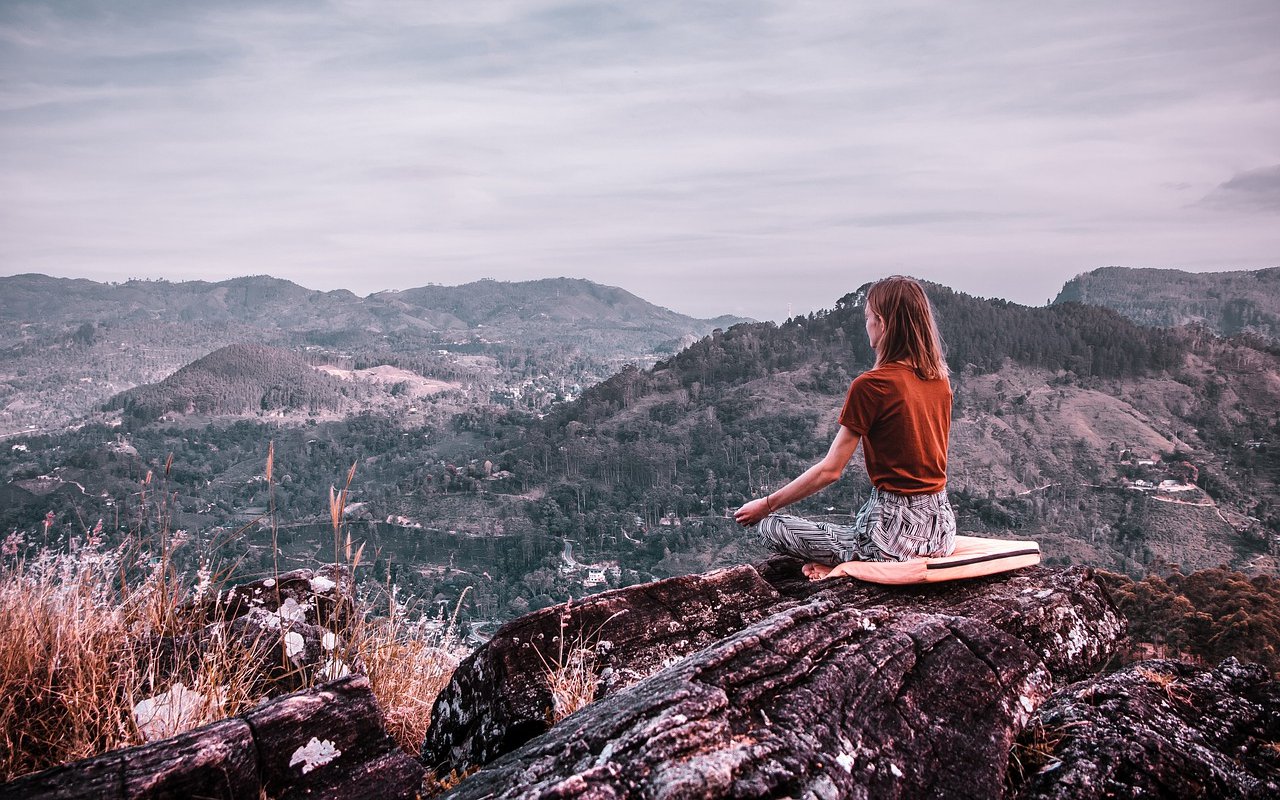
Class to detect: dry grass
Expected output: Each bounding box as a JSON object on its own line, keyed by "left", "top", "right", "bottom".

{"left": 544, "top": 645, "right": 598, "bottom": 723}
{"left": 534, "top": 600, "right": 622, "bottom": 725}
{"left": 426, "top": 764, "right": 481, "bottom": 795}
{"left": 0, "top": 453, "right": 472, "bottom": 781}
{"left": 1136, "top": 666, "right": 1193, "bottom": 704}
{"left": 1006, "top": 719, "right": 1071, "bottom": 790}
{"left": 0, "top": 540, "right": 263, "bottom": 780}
{"left": 354, "top": 586, "right": 471, "bottom": 756}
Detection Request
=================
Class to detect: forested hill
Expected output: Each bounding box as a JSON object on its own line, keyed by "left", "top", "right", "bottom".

{"left": 374, "top": 277, "right": 746, "bottom": 332}
{"left": 1054, "top": 266, "right": 1280, "bottom": 342}
{"left": 492, "top": 279, "right": 1278, "bottom": 578}
{"left": 0, "top": 274, "right": 748, "bottom": 344}
{"left": 563, "top": 282, "right": 1188, "bottom": 424}
{"left": 105, "top": 343, "right": 352, "bottom": 422}
{"left": 0, "top": 274, "right": 360, "bottom": 330}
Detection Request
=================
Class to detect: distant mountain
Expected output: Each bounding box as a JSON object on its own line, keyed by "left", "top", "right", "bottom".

{"left": 0, "top": 274, "right": 750, "bottom": 342}
{"left": 104, "top": 343, "right": 352, "bottom": 423}
{"left": 369, "top": 277, "right": 753, "bottom": 353}
{"left": 0, "top": 274, "right": 751, "bottom": 435}
{"left": 0, "top": 274, "right": 362, "bottom": 330}
{"left": 1054, "top": 266, "right": 1280, "bottom": 341}
{"left": 376, "top": 278, "right": 721, "bottom": 330}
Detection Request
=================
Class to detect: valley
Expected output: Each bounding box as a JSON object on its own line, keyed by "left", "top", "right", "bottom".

{"left": 1, "top": 270, "right": 1277, "bottom": 641}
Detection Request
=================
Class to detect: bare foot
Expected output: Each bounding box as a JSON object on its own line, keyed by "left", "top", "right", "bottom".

{"left": 802, "top": 562, "right": 833, "bottom": 581}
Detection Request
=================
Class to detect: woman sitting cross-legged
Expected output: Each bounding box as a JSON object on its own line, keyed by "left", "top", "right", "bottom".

{"left": 733, "top": 275, "right": 956, "bottom": 580}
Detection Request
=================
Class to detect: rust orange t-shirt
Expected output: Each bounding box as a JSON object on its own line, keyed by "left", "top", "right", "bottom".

{"left": 838, "top": 362, "right": 952, "bottom": 495}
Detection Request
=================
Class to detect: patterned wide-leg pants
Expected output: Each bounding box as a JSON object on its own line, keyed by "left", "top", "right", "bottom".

{"left": 755, "top": 487, "right": 956, "bottom": 566}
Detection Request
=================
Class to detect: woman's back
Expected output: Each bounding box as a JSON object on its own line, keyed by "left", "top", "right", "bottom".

{"left": 838, "top": 362, "right": 951, "bottom": 495}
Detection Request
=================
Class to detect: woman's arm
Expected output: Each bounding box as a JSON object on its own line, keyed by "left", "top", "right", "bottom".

{"left": 733, "top": 425, "right": 861, "bottom": 526}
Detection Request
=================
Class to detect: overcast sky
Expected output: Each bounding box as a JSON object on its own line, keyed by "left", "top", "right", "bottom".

{"left": 2, "top": 1, "right": 1277, "bottom": 321}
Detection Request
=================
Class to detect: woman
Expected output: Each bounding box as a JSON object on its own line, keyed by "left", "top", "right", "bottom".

{"left": 734, "top": 275, "right": 955, "bottom": 580}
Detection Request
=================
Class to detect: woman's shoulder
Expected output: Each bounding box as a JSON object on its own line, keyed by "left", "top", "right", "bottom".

{"left": 852, "top": 362, "right": 911, "bottom": 385}
{"left": 847, "top": 365, "right": 898, "bottom": 398}
{"left": 851, "top": 363, "right": 951, "bottom": 394}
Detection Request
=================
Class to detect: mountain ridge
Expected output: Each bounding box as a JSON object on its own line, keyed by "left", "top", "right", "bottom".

{"left": 1054, "top": 265, "right": 1280, "bottom": 341}
{"left": 0, "top": 273, "right": 747, "bottom": 332}
{"left": 0, "top": 273, "right": 753, "bottom": 436}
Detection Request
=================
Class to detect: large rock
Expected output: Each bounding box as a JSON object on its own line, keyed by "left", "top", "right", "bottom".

{"left": 438, "top": 600, "right": 1053, "bottom": 799}
{"left": 223, "top": 607, "right": 351, "bottom": 691}
{"left": 148, "top": 567, "right": 355, "bottom": 695}
{"left": 426, "top": 561, "right": 1124, "bottom": 796}
{"left": 0, "top": 676, "right": 422, "bottom": 800}
{"left": 421, "top": 565, "right": 787, "bottom": 777}
{"left": 759, "top": 560, "right": 1125, "bottom": 681}
{"left": 1011, "top": 657, "right": 1280, "bottom": 799}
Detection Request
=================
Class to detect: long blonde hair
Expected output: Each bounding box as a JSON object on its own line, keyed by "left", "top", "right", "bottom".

{"left": 866, "top": 276, "right": 949, "bottom": 380}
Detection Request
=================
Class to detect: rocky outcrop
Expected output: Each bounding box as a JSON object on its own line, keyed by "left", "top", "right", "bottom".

{"left": 756, "top": 557, "right": 1122, "bottom": 682}
{"left": 182, "top": 564, "right": 355, "bottom": 628}
{"left": 425, "top": 560, "right": 1126, "bottom": 797}
{"left": 9, "top": 556, "right": 1272, "bottom": 799}
{"left": 440, "top": 602, "right": 1053, "bottom": 798}
{"left": 422, "top": 565, "right": 788, "bottom": 775}
{"left": 0, "top": 676, "right": 423, "bottom": 800}
{"left": 149, "top": 565, "right": 355, "bottom": 694}
{"left": 1011, "top": 658, "right": 1280, "bottom": 799}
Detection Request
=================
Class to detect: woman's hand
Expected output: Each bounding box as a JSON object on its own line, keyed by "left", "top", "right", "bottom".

{"left": 734, "top": 497, "right": 773, "bottom": 527}
{"left": 740, "top": 428, "right": 861, "bottom": 526}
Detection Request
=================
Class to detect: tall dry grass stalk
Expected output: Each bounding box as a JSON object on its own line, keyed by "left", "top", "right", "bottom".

{"left": 324, "top": 460, "right": 464, "bottom": 756}
{"left": 329, "top": 461, "right": 358, "bottom": 566}
{"left": 267, "top": 439, "right": 279, "bottom": 596}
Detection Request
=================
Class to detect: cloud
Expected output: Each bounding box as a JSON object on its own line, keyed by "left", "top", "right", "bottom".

{"left": 1200, "top": 165, "right": 1280, "bottom": 211}
{"left": 1, "top": 0, "right": 1278, "bottom": 320}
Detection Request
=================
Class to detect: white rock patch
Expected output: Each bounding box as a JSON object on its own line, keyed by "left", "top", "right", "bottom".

{"left": 133, "top": 683, "right": 209, "bottom": 742}
{"left": 310, "top": 575, "right": 336, "bottom": 593}
{"left": 278, "top": 597, "right": 308, "bottom": 625}
{"left": 284, "top": 631, "right": 305, "bottom": 659}
{"left": 289, "top": 737, "right": 340, "bottom": 774}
